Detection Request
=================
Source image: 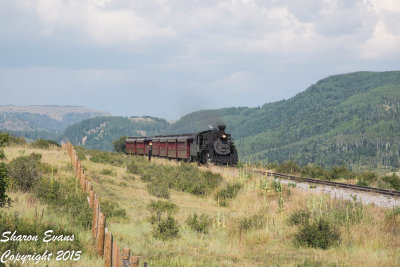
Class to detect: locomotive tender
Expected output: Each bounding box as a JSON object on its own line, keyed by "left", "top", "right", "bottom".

{"left": 125, "top": 125, "right": 238, "bottom": 165}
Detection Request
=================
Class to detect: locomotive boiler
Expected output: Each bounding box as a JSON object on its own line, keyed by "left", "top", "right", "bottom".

{"left": 125, "top": 125, "right": 238, "bottom": 165}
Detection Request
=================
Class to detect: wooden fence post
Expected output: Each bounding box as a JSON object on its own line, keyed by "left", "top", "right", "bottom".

{"left": 112, "top": 242, "right": 120, "bottom": 267}
{"left": 92, "top": 197, "right": 100, "bottom": 238}
{"left": 97, "top": 213, "right": 106, "bottom": 256}
{"left": 87, "top": 181, "right": 92, "bottom": 195}
{"left": 129, "top": 256, "right": 140, "bottom": 267}
{"left": 122, "top": 248, "right": 130, "bottom": 267}
{"left": 89, "top": 191, "right": 95, "bottom": 209}
{"left": 104, "top": 228, "right": 112, "bottom": 267}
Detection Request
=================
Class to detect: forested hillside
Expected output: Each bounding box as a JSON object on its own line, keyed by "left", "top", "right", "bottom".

{"left": 162, "top": 71, "right": 400, "bottom": 169}
{"left": 0, "top": 105, "right": 108, "bottom": 140}
{"left": 62, "top": 116, "right": 170, "bottom": 151}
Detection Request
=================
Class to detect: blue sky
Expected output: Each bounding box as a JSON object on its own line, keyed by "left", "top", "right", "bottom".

{"left": 1, "top": 0, "right": 400, "bottom": 119}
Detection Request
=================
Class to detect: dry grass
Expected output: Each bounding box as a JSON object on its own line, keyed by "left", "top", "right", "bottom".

{"left": 3, "top": 145, "right": 400, "bottom": 266}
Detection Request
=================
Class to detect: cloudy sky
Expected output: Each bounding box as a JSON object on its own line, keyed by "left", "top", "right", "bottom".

{"left": 1, "top": 0, "right": 400, "bottom": 119}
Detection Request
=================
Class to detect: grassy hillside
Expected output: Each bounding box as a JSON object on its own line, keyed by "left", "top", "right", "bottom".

{"left": 161, "top": 71, "right": 400, "bottom": 170}
{"left": 61, "top": 116, "right": 170, "bottom": 151}
{"left": 0, "top": 105, "right": 108, "bottom": 140}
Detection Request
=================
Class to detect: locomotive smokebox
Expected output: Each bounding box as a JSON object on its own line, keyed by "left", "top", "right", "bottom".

{"left": 218, "top": 125, "right": 226, "bottom": 131}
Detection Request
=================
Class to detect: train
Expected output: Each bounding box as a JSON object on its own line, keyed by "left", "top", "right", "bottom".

{"left": 125, "top": 125, "right": 239, "bottom": 165}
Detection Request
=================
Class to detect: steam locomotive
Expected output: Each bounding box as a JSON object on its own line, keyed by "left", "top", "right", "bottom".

{"left": 125, "top": 125, "right": 238, "bottom": 165}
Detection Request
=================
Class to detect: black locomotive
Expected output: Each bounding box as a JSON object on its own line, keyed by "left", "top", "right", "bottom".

{"left": 125, "top": 125, "right": 238, "bottom": 165}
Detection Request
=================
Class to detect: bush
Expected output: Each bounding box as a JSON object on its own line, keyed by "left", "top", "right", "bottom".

{"left": 100, "top": 200, "right": 127, "bottom": 219}
{"left": 0, "top": 132, "right": 10, "bottom": 146}
{"left": 89, "top": 150, "right": 124, "bottom": 166}
{"left": 326, "top": 166, "right": 355, "bottom": 180}
{"left": 147, "top": 200, "right": 178, "bottom": 223}
{"left": 113, "top": 136, "right": 127, "bottom": 153}
{"left": 147, "top": 180, "right": 170, "bottom": 199}
{"left": 127, "top": 160, "right": 222, "bottom": 198}
{"left": 0, "top": 163, "right": 10, "bottom": 207}
{"left": 7, "top": 153, "right": 43, "bottom": 191}
{"left": 31, "top": 139, "right": 60, "bottom": 149}
{"left": 382, "top": 173, "right": 400, "bottom": 191}
{"left": 35, "top": 177, "right": 93, "bottom": 228}
{"left": 0, "top": 149, "right": 4, "bottom": 160}
{"left": 287, "top": 209, "right": 310, "bottom": 226}
{"left": 153, "top": 216, "right": 180, "bottom": 240}
{"left": 276, "top": 161, "right": 301, "bottom": 174}
{"left": 295, "top": 219, "right": 340, "bottom": 249}
{"left": 215, "top": 183, "right": 242, "bottom": 206}
{"left": 238, "top": 214, "right": 266, "bottom": 231}
{"left": 301, "top": 164, "right": 326, "bottom": 178}
{"left": 75, "top": 146, "right": 87, "bottom": 161}
{"left": 186, "top": 213, "right": 210, "bottom": 234}
{"left": 356, "top": 171, "right": 377, "bottom": 186}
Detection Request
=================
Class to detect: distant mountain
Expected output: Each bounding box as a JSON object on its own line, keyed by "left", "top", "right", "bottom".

{"left": 61, "top": 116, "right": 171, "bottom": 151}
{"left": 161, "top": 71, "right": 400, "bottom": 169}
{"left": 0, "top": 105, "right": 109, "bottom": 140}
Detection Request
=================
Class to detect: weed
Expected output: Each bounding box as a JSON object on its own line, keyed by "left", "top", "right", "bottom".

{"left": 272, "top": 179, "right": 282, "bottom": 192}
{"left": 101, "top": 168, "right": 115, "bottom": 176}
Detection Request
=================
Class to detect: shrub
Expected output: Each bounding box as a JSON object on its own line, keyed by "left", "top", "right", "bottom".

{"left": 295, "top": 219, "right": 340, "bottom": 249}
{"left": 0, "top": 163, "right": 11, "bottom": 207}
{"left": 0, "top": 149, "right": 4, "bottom": 160}
{"left": 31, "top": 139, "right": 60, "bottom": 149}
{"left": 276, "top": 160, "right": 301, "bottom": 174}
{"left": 326, "top": 166, "right": 355, "bottom": 180}
{"left": 34, "top": 177, "right": 93, "bottom": 228}
{"left": 238, "top": 214, "right": 266, "bottom": 231}
{"left": 147, "top": 200, "right": 178, "bottom": 223}
{"left": 7, "top": 153, "right": 43, "bottom": 191}
{"left": 287, "top": 209, "right": 310, "bottom": 226}
{"left": 75, "top": 146, "right": 87, "bottom": 161}
{"left": 0, "top": 132, "right": 10, "bottom": 146}
{"left": 186, "top": 213, "right": 210, "bottom": 234}
{"left": 356, "top": 171, "right": 377, "bottom": 186}
{"left": 215, "top": 183, "right": 242, "bottom": 206}
{"left": 153, "top": 216, "right": 180, "bottom": 240}
{"left": 89, "top": 150, "right": 124, "bottom": 166}
{"left": 147, "top": 180, "right": 170, "bottom": 199}
{"left": 301, "top": 164, "right": 326, "bottom": 178}
{"left": 113, "top": 136, "right": 127, "bottom": 153}
{"left": 100, "top": 200, "right": 127, "bottom": 219}
{"left": 382, "top": 173, "right": 400, "bottom": 191}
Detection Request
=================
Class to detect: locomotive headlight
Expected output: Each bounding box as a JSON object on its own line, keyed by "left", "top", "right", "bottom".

{"left": 222, "top": 134, "right": 226, "bottom": 139}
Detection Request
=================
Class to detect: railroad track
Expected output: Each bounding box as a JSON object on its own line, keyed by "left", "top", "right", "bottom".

{"left": 250, "top": 170, "right": 400, "bottom": 198}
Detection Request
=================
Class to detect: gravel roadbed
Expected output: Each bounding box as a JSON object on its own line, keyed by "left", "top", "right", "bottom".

{"left": 270, "top": 176, "right": 400, "bottom": 208}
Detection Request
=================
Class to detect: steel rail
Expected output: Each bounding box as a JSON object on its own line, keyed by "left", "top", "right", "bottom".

{"left": 250, "top": 169, "right": 400, "bottom": 197}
